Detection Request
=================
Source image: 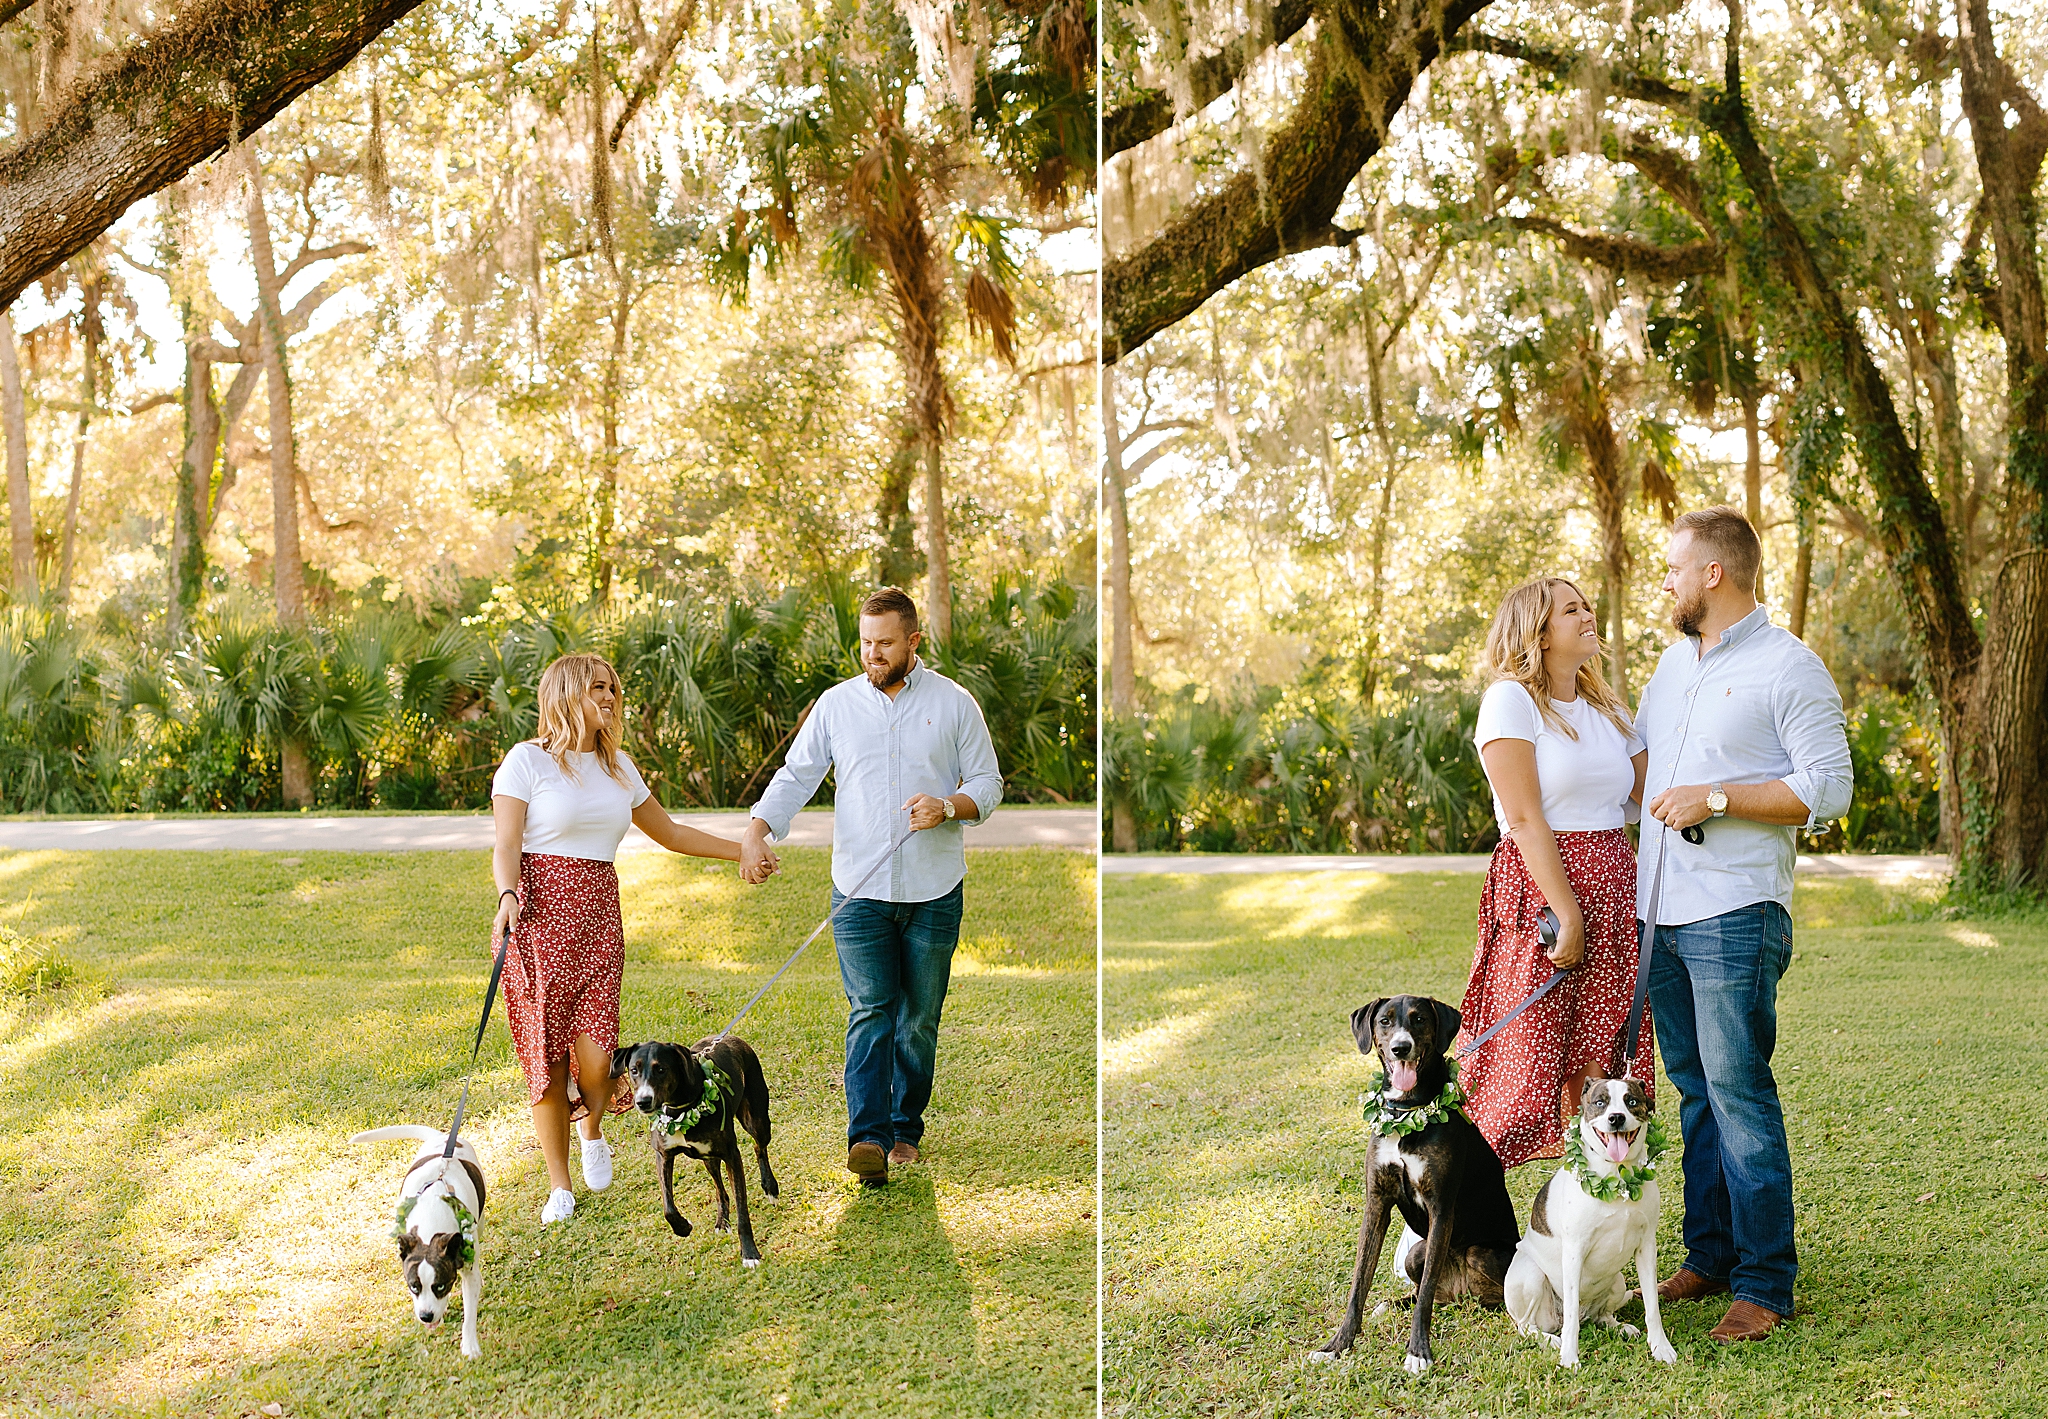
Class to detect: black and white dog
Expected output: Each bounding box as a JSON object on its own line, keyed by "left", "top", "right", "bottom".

{"left": 1504, "top": 1075, "right": 1678, "bottom": 1368}
{"left": 351, "top": 1125, "right": 485, "bottom": 1359}
{"left": 1312, "top": 996, "right": 1521, "bottom": 1373}
{"left": 612, "top": 1035, "right": 779, "bottom": 1266}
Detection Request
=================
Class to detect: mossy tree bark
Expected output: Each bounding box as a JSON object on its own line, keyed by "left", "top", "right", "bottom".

{"left": 0, "top": 0, "right": 424, "bottom": 308}
{"left": 1102, "top": 0, "right": 1493, "bottom": 360}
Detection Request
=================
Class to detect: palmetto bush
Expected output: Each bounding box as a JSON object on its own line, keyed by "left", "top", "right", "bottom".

{"left": 1106, "top": 683, "right": 1942, "bottom": 855}
{"left": 3, "top": 577, "right": 1094, "bottom": 814}
{"left": 1104, "top": 687, "right": 1492, "bottom": 853}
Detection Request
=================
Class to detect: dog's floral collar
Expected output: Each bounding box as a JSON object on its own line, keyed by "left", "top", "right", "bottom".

{"left": 1564, "top": 1112, "right": 1672, "bottom": 1201}
{"left": 656, "top": 1058, "right": 733, "bottom": 1137}
{"left": 391, "top": 1188, "right": 479, "bottom": 1266}
{"left": 1362, "top": 1057, "right": 1468, "bottom": 1136}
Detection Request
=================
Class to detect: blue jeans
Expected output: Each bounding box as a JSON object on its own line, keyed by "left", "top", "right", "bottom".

{"left": 830, "top": 881, "right": 965, "bottom": 1150}
{"left": 1646, "top": 899, "right": 1798, "bottom": 1315}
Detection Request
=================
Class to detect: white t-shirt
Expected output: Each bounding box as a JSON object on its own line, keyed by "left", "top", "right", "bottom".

{"left": 1473, "top": 680, "right": 1645, "bottom": 834}
{"left": 490, "top": 741, "right": 652, "bottom": 862}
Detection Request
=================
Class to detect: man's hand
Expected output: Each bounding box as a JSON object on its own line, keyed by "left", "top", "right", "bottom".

{"left": 1647, "top": 784, "right": 1714, "bottom": 830}
{"left": 740, "top": 819, "right": 780, "bottom": 884}
{"left": 905, "top": 794, "right": 951, "bottom": 831}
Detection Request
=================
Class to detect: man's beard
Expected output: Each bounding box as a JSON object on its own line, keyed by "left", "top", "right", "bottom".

{"left": 865, "top": 655, "right": 910, "bottom": 690}
{"left": 1671, "top": 586, "right": 1709, "bottom": 637}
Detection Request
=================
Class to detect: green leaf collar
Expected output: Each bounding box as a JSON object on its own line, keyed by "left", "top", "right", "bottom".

{"left": 391, "top": 1187, "right": 479, "bottom": 1267}
{"left": 1361, "top": 1056, "right": 1470, "bottom": 1136}
{"left": 1563, "top": 1112, "right": 1672, "bottom": 1202}
{"left": 657, "top": 1058, "right": 734, "bottom": 1137}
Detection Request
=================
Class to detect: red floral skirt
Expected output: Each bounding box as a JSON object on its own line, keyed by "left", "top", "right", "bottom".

{"left": 505, "top": 852, "right": 633, "bottom": 1120}
{"left": 1457, "top": 829, "right": 1654, "bottom": 1168}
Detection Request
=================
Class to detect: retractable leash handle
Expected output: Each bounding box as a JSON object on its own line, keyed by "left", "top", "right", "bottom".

{"left": 1456, "top": 907, "right": 1571, "bottom": 1061}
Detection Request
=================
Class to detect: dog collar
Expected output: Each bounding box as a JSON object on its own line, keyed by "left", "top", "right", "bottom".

{"left": 1563, "top": 1113, "right": 1671, "bottom": 1201}
{"left": 392, "top": 1187, "right": 478, "bottom": 1266}
{"left": 1361, "top": 1058, "right": 1468, "bottom": 1137}
{"left": 656, "top": 1058, "right": 733, "bottom": 1137}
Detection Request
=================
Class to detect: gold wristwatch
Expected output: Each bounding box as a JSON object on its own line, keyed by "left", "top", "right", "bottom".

{"left": 1707, "top": 782, "right": 1728, "bottom": 817}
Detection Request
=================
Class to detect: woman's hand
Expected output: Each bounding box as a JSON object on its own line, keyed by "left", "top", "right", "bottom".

{"left": 1545, "top": 908, "right": 1587, "bottom": 970}
{"left": 492, "top": 891, "right": 518, "bottom": 953}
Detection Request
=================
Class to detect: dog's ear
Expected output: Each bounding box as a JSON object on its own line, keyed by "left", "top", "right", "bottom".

{"left": 1431, "top": 999, "right": 1462, "bottom": 1052}
{"left": 1350, "top": 1000, "right": 1389, "bottom": 1054}
{"left": 611, "top": 1045, "right": 635, "bottom": 1078}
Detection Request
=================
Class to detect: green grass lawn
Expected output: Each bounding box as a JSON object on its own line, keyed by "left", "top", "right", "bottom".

{"left": 1103, "top": 871, "right": 2048, "bottom": 1418}
{"left": 0, "top": 846, "right": 1094, "bottom": 1418}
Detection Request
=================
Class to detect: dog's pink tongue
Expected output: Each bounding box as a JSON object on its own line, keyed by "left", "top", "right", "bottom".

{"left": 1390, "top": 1062, "right": 1418, "bottom": 1093}
{"left": 1605, "top": 1132, "right": 1631, "bottom": 1164}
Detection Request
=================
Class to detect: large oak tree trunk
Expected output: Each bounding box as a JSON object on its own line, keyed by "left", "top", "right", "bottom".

{"left": 0, "top": 0, "right": 425, "bottom": 309}
{"left": 1954, "top": 0, "right": 2048, "bottom": 887}
{"left": 0, "top": 307, "right": 33, "bottom": 599}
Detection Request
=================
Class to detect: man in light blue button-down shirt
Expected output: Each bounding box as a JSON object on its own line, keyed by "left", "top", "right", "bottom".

{"left": 742, "top": 588, "right": 1003, "bottom": 1186}
{"left": 1634, "top": 508, "right": 1851, "bottom": 1343}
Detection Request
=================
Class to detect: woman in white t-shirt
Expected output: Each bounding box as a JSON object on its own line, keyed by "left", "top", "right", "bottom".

{"left": 1457, "top": 577, "right": 1654, "bottom": 1169}
{"left": 489, "top": 652, "right": 762, "bottom": 1225}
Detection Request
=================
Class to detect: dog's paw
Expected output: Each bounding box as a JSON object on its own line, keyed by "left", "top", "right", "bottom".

{"left": 461, "top": 1341, "right": 480, "bottom": 1360}
{"left": 1611, "top": 1321, "right": 1642, "bottom": 1340}
{"left": 1537, "top": 1331, "right": 1562, "bottom": 1350}
{"left": 666, "top": 1214, "right": 693, "bottom": 1238}
{"left": 1651, "top": 1336, "right": 1679, "bottom": 1364}
{"left": 1306, "top": 1340, "right": 1347, "bottom": 1365}
{"left": 1403, "top": 1352, "right": 1431, "bottom": 1375}
{"left": 1557, "top": 1350, "right": 1580, "bottom": 1370}
{"left": 1369, "top": 1301, "right": 1389, "bottom": 1318}
{"left": 742, "top": 1256, "right": 762, "bottom": 1269}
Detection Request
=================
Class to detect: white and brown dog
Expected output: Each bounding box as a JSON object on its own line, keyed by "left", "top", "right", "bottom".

{"left": 1503, "top": 1076, "right": 1678, "bottom": 1368}
{"left": 351, "top": 1125, "right": 486, "bottom": 1359}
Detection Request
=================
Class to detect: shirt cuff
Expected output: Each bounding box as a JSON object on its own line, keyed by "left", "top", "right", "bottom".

{"left": 750, "top": 809, "right": 792, "bottom": 843}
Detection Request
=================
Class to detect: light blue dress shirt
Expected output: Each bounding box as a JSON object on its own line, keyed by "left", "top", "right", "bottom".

{"left": 1634, "top": 604, "right": 1853, "bottom": 926}
{"left": 750, "top": 657, "right": 1004, "bottom": 902}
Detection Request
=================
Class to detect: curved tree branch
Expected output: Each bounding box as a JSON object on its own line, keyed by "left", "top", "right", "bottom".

{"left": 1104, "top": 0, "right": 1316, "bottom": 159}
{"left": 1103, "top": 0, "right": 1492, "bottom": 361}
{"left": 0, "top": 0, "right": 424, "bottom": 309}
{"left": 1510, "top": 215, "right": 1720, "bottom": 281}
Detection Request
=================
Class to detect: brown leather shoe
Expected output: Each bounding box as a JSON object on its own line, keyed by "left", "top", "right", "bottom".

{"left": 846, "top": 1142, "right": 888, "bottom": 1185}
{"left": 1710, "top": 1299, "right": 1786, "bottom": 1343}
{"left": 888, "top": 1141, "right": 920, "bottom": 1167}
{"left": 1657, "top": 1269, "right": 1731, "bottom": 1303}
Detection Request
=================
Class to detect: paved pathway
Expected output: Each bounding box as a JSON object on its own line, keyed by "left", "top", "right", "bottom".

{"left": 0, "top": 808, "right": 1096, "bottom": 852}
{"left": 1102, "top": 852, "right": 1949, "bottom": 881}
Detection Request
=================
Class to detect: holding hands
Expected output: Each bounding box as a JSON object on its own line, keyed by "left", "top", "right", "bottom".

{"left": 739, "top": 820, "right": 780, "bottom": 885}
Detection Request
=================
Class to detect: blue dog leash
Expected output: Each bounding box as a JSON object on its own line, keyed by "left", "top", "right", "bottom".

{"left": 713, "top": 822, "right": 918, "bottom": 1040}
{"left": 441, "top": 820, "right": 920, "bottom": 1152}
{"left": 1456, "top": 907, "right": 1568, "bottom": 1060}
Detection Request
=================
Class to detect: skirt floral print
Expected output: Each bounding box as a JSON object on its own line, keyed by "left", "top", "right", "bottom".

{"left": 1456, "top": 828, "right": 1655, "bottom": 1168}
{"left": 505, "top": 852, "right": 634, "bottom": 1121}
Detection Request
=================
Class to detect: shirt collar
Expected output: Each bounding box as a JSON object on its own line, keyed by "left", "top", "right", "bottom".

{"left": 868, "top": 655, "right": 925, "bottom": 700}
{"left": 1696, "top": 603, "right": 1770, "bottom": 656}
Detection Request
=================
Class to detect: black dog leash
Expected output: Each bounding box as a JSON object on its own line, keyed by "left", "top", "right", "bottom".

{"left": 713, "top": 822, "right": 918, "bottom": 1040}
{"left": 441, "top": 925, "right": 511, "bottom": 1160}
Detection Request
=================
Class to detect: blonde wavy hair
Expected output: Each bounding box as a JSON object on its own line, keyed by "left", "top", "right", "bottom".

{"left": 1481, "top": 578, "right": 1635, "bottom": 741}
{"left": 532, "top": 653, "right": 628, "bottom": 784}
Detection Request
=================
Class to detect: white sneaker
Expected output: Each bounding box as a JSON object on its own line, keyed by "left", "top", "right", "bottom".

{"left": 540, "top": 1187, "right": 576, "bottom": 1225}
{"left": 580, "top": 1136, "right": 613, "bottom": 1191}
